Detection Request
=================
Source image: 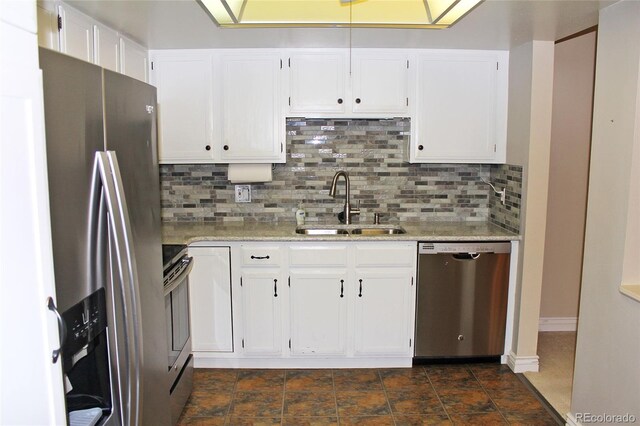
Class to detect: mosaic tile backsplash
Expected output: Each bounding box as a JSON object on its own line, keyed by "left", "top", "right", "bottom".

{"left": 160, "top": 118, "right": 521, "bottom": 232}
{"left": 489, "top": 164, "right": 522, "bottom": 234}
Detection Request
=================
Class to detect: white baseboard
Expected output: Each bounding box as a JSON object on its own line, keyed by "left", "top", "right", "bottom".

{"left": 193, "top": 355, "right": 413, "bottom": 369}
{"left": 539, "top": 317, "right": 578, "bottom": 332}
{"left": 506, "top": 351, "right": 539, "bottom": 373}
{"left": 566, "top": 413, "right": 582, "bottom": 426}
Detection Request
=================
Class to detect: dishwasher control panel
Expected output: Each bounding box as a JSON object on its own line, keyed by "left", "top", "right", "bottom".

{"left": 419, "top": 241, "right": 511, "bottom": 254}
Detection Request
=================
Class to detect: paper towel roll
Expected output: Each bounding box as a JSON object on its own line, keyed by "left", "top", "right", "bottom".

{"left": 228, "top": 163, "right": 273, "bottom": 183}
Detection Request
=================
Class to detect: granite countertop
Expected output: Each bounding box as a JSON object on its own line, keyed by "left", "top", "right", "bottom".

{"left": 162, "top": 221, "right": 520, "bottom": 245}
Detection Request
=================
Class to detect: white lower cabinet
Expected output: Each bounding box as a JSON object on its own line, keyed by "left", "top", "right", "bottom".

{"left": 289, "top": 271, "right": 348, "bottom": 356}
{"left": 189, "top": 246, "right": 233, "bottom": 352}
{"left": 240, "top": 271, "right": 283, "bottom": 356}
{"left": 354, "top": 270, "right": 414, "bottom": 356}
{"left": 189, "top": 241, "right": 416, "bottom": 367}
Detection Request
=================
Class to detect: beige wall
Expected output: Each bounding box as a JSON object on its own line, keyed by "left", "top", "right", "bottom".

{"left": 570, "top": 0, "right": 640, "bottom": 420}
{"left": 540, "top": 32, "right": 596, "bottom": 319}
{"left": 505, "top": 41, "right": 555, "bottom": 366}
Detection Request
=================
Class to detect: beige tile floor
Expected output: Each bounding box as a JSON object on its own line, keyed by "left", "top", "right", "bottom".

{"left": 524, "top": 332, "right": 577, "bottom": 420}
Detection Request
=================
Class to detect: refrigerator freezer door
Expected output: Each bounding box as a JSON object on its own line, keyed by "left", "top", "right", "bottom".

{"left": 39, "top": 48, "right": 105, "bottom": 314}
{"left": 103, "top": 70, "right": 170, "bottom": 426}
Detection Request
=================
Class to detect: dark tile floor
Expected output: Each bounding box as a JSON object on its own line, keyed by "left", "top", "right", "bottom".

{"left": 177, "top": 364, "right": 559, "bottom": 425}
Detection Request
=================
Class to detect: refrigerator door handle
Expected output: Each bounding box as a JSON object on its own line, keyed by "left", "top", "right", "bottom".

{"left": 106, "top": 151, "right": 144, "bottom": 424}
{"left": 95, "top": 152, "right": 142, "bottom": 426}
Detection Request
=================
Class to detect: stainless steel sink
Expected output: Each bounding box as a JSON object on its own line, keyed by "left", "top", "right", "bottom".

{"left": 350, "top": 226, "right": 406, "bottom": 235}
{"left": 295, "top": 227, "right": 349, "bottom": 235}
{"left": 295, "top": 225, "right": 406, "bottom": 236}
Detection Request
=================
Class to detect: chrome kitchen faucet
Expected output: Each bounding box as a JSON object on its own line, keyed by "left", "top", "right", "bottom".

{"left": 329, "top": 171, "right": 360, "bottom": 224}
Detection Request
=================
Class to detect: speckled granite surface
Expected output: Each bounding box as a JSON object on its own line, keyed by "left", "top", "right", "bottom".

{"left": 162, "top": 221, "right": 520, "bottom": 245}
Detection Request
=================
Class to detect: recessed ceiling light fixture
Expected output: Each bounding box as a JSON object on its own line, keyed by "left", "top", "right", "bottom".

{"left": 198, "top": 0, "right": 483, "bottom": 29}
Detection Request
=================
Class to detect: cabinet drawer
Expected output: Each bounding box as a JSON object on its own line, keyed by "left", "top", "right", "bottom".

{"left": 355, "top": 244, "right": 415, "bottom": 268}
{"left": 241, "top": 245, "right": 282, "bottom": 266}
{"left": 289, "top": 245, "right": 348, "bottom": 267}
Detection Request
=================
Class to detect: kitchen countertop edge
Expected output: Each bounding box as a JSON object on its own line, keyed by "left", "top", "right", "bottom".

{"left": 162, "top": 221, "right": 520, "bottom": 245}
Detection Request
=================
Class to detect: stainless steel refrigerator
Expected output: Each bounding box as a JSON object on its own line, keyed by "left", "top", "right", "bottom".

{"left": 39, "top": 47, "right": 169, "bottom": 426}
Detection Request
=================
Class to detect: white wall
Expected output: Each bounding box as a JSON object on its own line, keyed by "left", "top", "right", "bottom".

{"left": 0, "top": 0, "right": 66, "bottom": 424}
{"left": 540, "top": 31, "right": 596, "bottom": 322}
{"left": 570, "top": 0, "right": 640, "bottom": 421}
{"left": 505, "top": 40, "right": 555, "bottom": 371}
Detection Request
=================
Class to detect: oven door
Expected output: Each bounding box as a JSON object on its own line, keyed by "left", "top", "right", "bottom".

{"left": 164, "top": 256, "right": 193, "bottom": 387}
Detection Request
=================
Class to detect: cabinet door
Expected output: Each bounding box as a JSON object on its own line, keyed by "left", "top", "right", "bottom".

{"left": 288, "top": 51, "right": 347, "bottom": 114}
{"left": 93, "top": 23, "right": 119, "bottom": 72}
{"left": 352, "top": 52, "right": 409, "bottom": 114}
{"left": 413, "top": 53, "right": 506, "bottom": 163}
{"left": 189, "top": 247, "right": 233, "bottom": 352}
{"left": 58, "top": 4, "right": 93, "bottom": 63}
{"left": 353, "top": 270, "right": 414, "bottom": 356}
{"left": 120, "top": 36, "right": 148, "bottom": 83}
{"left": 240, "top": 271, "right": 283, "bottom": 355}
{"left": 289, "top": 271, "right": 347, "bottom": 356}
{"left": 36, "top": 5, "right": 59, "bottom": 50}
{"left": 219, "top": 52, "right": 284, "bottom": 162}
{"left": 151, "top": 52, "right": 215, "bottom": 163}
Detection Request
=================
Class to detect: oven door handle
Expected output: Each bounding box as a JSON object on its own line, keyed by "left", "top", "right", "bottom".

{"left": 164, "top": 257, "right": 194, "bottom": 296}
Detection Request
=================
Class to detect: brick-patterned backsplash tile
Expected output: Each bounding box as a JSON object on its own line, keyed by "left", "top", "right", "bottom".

{"left": 489, "top": 164, "right": 522, "bottom": 233}
{"left": 160, "top": 118, "right": 522, "bottom": 229}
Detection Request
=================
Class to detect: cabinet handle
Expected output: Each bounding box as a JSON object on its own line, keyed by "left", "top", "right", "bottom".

{"left": 250, "top": 255, "right": 270, "bottom": 260}
{"left": 274, "top": 279, "right": 278, "bottom": 297}
{"left": 355, "top": 98, "right": 361, "bottom": 104}
{"left": 358, "top": 279, "right": 363, "bottom": 297}
{"left": 205, "top": 145, "right": 211, "bottom": 151}
{"left": 340, "top": 279, "right": 344, "bottom": 298}
{"left": 418, "top": 145, "right": 424, "bottom": 151}
{"left": 337, "top": 98, "right": 343, "bottom": 104}
{"left": 223, "top": 145, "right": 229, "bottom": 151}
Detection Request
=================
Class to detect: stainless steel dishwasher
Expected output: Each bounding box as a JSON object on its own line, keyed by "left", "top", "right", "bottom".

{"left": 414, "top": 241, "right": 511, "bottom": 359}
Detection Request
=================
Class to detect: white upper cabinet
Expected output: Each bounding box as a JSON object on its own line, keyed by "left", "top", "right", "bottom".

{"left": 40, "top": 3, "right": 148, "bottom": 81}
{"left": 288, "top": 51, "right": 347, "bottom": 115}
{"left": 93, "top": 23, "right": 119, "bottom": 72}
{"left": 286, "top": 49, "right": 410, "bottom": 118}
{"left": 120, "top": 36, "right": 148, "bottom": 83}
{"left": 57, "top": 4, "right": 93, "bottom": 62}
{"left": 410, "top": 50, "right": 508, "bottom": 163}
{"left": 351, "top": 51, "right": 409, "bottom": 115}
{"left": 216, "top": 50, "right": 285, "bottom": 163}
{"left": 151, "top": 51, "right": 215, "bottom": 164}
{"left": 36, "top": 3, "right": 59, "bottom": 51}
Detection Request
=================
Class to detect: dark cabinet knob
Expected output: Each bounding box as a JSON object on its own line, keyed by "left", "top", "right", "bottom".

{"left": 355, "top": 98, "right": 361, "bottom": 104}
{"left": 205, "top": 145, "right": 211, "bottom": 151}
{"left": 337, "top": 98, "right": 343, "bottom": 104}
{"left": 223, "top": 145, "right": 229, "bottom": 151}
{"left": 418, "top": 145, "right": 424, "bottom": 151}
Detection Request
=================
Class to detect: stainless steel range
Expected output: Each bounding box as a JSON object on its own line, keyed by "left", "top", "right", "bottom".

{"left": 162, "top": 244, "right": 194, "bottom": 425}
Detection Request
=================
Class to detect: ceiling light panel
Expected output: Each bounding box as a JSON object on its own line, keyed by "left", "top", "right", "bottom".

{"left": 199, "top": 0, "right": 482, "bottom": 28}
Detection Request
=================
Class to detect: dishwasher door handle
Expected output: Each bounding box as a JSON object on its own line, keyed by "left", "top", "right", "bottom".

{"left": 452, "top": 253, "right": 481, "bottom": 261}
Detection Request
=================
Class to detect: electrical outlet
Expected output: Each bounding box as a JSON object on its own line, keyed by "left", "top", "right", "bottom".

{"left": 235, "top": 185, "right": 251, "bottom": 203}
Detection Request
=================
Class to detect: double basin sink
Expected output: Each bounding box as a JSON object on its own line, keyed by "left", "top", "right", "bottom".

{"left": 296, "top": 225, "right": 406, "bottom": 236}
